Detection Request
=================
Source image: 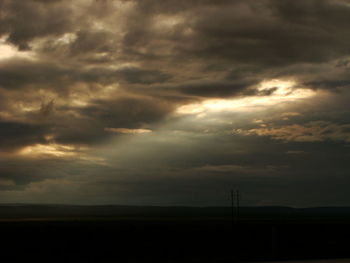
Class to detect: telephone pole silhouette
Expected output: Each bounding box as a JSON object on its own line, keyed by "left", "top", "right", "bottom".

{"left": 230, "top": 189, "right": 240, "bottom": 225}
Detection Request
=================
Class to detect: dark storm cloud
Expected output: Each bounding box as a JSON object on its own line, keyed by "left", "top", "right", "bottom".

{"left": 1, "top": 0, "right": 350, "bottom": 206}
{"left": 0, "top": 156, "right": 107, "bottom": 191}
{"left": 2, "top": 0, "right": 350, "bottom": 95}
{"left": 118, "top": 67, "right": 172, "bottom": 84}
{"left": 131, "top": 0, "right": 233, "bottom": 13}
{"left": 0, "top": 59, "right": 70, "bottom": 89}
{"left": 42, "top": 95, "right": 175, "bottom": 145}
{"left": 0, "top": 59, "right": 122, "bottom": 89}
{"left": 69, "top": 30, "right": 116, "bottom": 55}
{"left": 0, "top": 158, "right": 56, "bottom": 188}
{"left": 0, "top": 59, "right": 172, "bottom": 90}
{"left": 140, "top": 80, "right": 258, "bottom": 99}
{"left": 119, "top": 0, "right": 350, "bottom": 67}
{"left": 77, "top": 96, "right": 174, "bottom": 128}
{"left": 306, "top": 80, "right": 350, "bottom": 90}
{"left": 2, "top": 0, "right": 350, "bottom": 67}
{"left": 174, "top": 80, "right": 257, "bottom": 98}
{"left": 0, "top": 120, "right": 48, "bottom": 150}
{"left": 0, "top": 60, "right": 175, "bottom": 148}
{"left": 0, "top": 0, "right": 74, "bottom": 50}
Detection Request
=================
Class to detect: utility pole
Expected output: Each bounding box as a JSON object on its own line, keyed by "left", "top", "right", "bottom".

{"left": 231, "top": 189, "right": 240, "bottom": 224}
{"left": 236, "top": 189, "right": 240, "bottom": 223}
{"left": 231, "top": 189, "right": 234, "bottom": 226}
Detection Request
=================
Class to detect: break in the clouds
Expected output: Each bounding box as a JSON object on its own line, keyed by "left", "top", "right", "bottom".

{"left": 0, "top": 0, "right": 350, "bottom": 206}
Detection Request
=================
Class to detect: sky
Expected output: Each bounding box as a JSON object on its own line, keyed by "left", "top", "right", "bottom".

{"left": 0, "top": 0, "right": 349, "bottom": 207}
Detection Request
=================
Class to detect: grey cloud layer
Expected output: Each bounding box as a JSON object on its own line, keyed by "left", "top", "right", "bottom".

{"left": 0, "top": 0, "right": 350, "bottom": 205}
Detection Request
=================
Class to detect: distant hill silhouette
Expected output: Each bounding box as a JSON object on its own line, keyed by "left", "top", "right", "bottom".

{"left": 0, "top": 204, "right": 350, "bottom": 220}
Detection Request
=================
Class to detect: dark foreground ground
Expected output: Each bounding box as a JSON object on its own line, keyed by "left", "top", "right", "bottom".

{"left": 1, "top": 205, "right": 350, "bottom": 262}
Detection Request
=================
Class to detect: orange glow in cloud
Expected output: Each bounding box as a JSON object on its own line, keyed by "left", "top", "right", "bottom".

{"left": 176, "top": 79, "right": 315, "bottom": 116}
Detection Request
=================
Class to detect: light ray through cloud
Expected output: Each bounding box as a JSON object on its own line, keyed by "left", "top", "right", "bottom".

{"left": 176, "top": 79, "right": 315, "bottom": 116}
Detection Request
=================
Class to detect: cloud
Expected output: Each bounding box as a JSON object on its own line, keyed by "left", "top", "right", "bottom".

{"left": 0, "top": 0, "right": 350, "bottom": 206}
{"left": 235, "top": 121, "right": 350, "bottom": 143}
{"left": 117, "top": 67, "right": 172, "bottom": 85}
{"left": 18, "top": 143, "right": 88, "bottom": 159}
{"left": 0, "top": 0, "right": 75, "bottom": 50}
{"left": 286, "top": 151, "right": 306, "bottom": 155}
{"left": 105, "top": 128, "right": 152, "bottom": 134}
{"left": 0, "top": 120, "right": 48, "bottom": 151}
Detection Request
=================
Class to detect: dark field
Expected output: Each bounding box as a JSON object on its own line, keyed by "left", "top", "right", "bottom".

{"left": 1, "top": 205, "right": 350, "bottom": 262}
